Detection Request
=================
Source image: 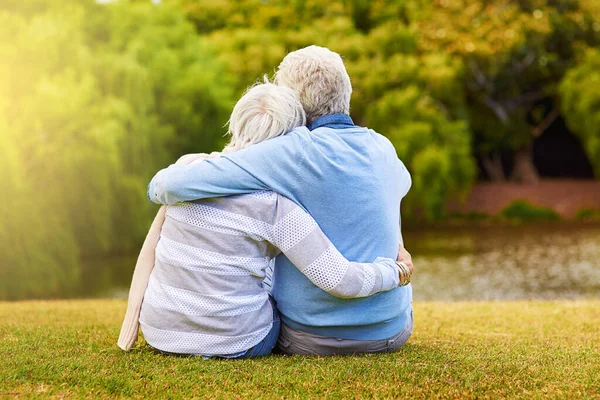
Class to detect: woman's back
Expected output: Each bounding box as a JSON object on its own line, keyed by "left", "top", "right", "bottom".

{"left": 140, "top": 191, "right": 279, "bottom": 356}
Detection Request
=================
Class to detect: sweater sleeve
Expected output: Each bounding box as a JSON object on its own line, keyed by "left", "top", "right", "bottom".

{"left": 269, "top": 195, "right": 399, "bottom": 299}
{"left": 148, "top": 127, "right": 310, "bottom": 205}
{"left": 118, "top": 153, "right": 219, "bottom": 351}
{"left": 117, "top": 206, "right": 166, "bottom": 351}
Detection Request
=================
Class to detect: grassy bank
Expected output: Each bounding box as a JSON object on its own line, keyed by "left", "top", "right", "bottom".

{"left": 1, "top": 300, "right": 599, "bottom": 399}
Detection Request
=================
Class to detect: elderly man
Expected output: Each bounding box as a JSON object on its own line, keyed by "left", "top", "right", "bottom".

{"left": 148, "top": 46, "right": 413, "bottom": 355}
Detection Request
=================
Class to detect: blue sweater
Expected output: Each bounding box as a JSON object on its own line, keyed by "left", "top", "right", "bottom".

{"left": 148, "top": 114, "right": 412, "bottom": 340}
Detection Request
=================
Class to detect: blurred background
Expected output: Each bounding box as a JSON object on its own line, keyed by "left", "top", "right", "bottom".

{"left": 1, "top": 0, "right": 599, "bottom": 301}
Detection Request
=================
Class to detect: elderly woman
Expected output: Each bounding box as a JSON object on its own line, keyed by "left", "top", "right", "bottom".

{"left": 118, "top": 82, "right": 403, "bottom": 358}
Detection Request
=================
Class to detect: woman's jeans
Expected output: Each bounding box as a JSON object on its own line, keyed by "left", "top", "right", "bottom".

{"left": 236, "top": 297, "right": 281, "bottom": 359}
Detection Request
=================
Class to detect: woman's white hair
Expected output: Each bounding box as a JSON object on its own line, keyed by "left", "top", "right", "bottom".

{"left": 274, "top": 45, "right": 352, "bottom": 123}
{"left": 225, "top": 80, "right": 306, "bottom": 151}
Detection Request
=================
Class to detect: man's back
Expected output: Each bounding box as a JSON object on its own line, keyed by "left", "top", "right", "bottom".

{"left": 148, "top": 114, "right": 412, "bottom": 341}
{"left": 270, "top": 117, "right": 411, "bottom": 340}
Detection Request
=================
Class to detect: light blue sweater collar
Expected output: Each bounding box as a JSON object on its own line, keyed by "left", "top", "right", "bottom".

{"left": 308, "top": 113, "right": 355, "bottom": 130}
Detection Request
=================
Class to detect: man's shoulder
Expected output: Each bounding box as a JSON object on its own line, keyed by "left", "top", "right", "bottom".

{"left": 287, "top": 126, "right": 312, "bottom": 138}
{"left": 225, "top": 127, "right": 312, "bottom": 160}
{"left": 268, "top": 126, "right": 313, "bottom": 145}
{"left": 311, "top": 124, "right": 394, "bottom": 145}
{"left": 365, "top": 127, "right": 396, "bottom": 148}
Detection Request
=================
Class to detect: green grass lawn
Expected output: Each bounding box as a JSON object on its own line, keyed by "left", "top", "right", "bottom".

{"left": 1, "top": 300, "right": 599, "bottom": 399}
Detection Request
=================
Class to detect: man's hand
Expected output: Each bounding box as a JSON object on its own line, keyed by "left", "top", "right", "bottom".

{"left": 397, "top": 247, "right": 414, "bottom": 274}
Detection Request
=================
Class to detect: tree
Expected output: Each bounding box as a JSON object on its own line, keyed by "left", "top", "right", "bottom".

{"left": 0, "top": 0, "right": 232, "bottom": 299}
{"left": 560, "top": 48, "right": 600, "bottom": 177}
{"left": 412, "top": 0, "right": 600, "bottom": 183}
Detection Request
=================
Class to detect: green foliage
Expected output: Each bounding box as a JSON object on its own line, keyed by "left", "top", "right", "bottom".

{"left": 413, "top": 0, "right": 600, "bottom": 181}
{"left": 180, "top": 0, "right": 599, "bottom": 209}
{"left": 560, "top": 49, "right": 600, "bottom": 177}
{"left": 183, "top": 0, "right": 476, "bottom": 220}
{"left": 500, "top": 200, "right": 560, "bottom": 221}
{"left": 0, "top": 0, "right": 232, "bottom": 299}
{"left": 575, "top": 208, "right": 600, "bottom": 220}
{"left": 0, "top": 123, "right": 80, "bottom": 300}
{"left": 362, "top": 54, "right": 475, "bottom": 220}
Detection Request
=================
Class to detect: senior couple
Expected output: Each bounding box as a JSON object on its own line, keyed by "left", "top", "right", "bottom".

{"left": 118, "top": 45, "right": 414, "bottom": 358}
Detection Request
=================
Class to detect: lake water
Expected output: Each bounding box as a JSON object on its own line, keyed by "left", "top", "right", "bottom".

{"left": 406, "top": 223, "right": 600, "bottom": 301}
{"left": 84, "top": 223, "right": 600, "bottom": 301}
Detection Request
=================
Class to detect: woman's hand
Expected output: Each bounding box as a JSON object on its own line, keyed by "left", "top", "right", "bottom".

{"left": 396, "top": 246, "right": 413, "bottom": 286}
{"left": 175, "top": 152, "right": 221, "bottom": 165}
{"left": 397, "top": 247, "right": 414, "bottom": 274}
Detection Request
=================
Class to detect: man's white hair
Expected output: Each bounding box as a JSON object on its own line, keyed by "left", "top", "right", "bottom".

{"left": 225, "top": 81, "right": 306, "bottom": 151}
{"left": 275, "top": 45, "right": 352, "bottom": 123}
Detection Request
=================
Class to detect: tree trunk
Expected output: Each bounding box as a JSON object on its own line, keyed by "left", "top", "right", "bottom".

{"left": 511, "top": 144, "right": 540, "bottom": 184}
{"left": 480, "top": 152, "right": 506, "bottom": 182}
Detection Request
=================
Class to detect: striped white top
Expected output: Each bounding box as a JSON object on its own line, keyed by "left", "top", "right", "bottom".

{"left": 139, "top": 191, "right": 399, "bottom": 356}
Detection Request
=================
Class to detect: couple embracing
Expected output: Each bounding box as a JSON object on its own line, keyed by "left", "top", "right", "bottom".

{"left": 118, "top": 45, "right": 414, "bottom": 358}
